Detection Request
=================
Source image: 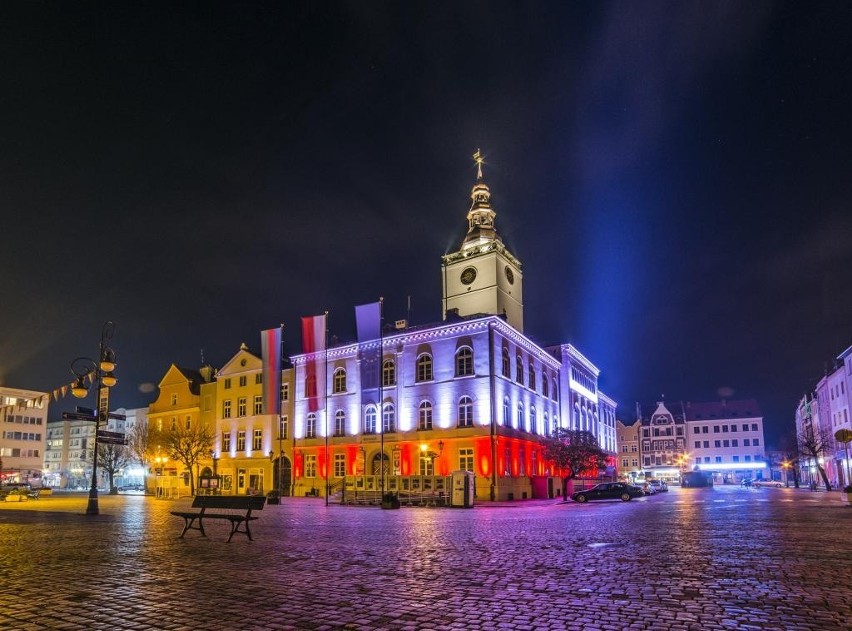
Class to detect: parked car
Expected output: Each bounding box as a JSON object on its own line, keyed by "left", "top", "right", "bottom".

{"left": 637, "top": 481, "right": 656, "bottom": 495}
{"left": 649, "top": 479, "right": 668, "bottom": 492}
{"left": 752, "top": 479, "right": 783, "bottom": 488}
{"left": 571, "top": 482, "right": 645, "bottom": 503}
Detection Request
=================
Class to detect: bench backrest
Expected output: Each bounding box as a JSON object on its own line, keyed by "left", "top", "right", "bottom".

{"left": 190, "top": 495, "right": 266, "bottom": 511}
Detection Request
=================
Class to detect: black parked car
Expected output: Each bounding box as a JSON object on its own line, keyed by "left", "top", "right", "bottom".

{"left": 571, "top": 482, "right": 645, "bottom": 503}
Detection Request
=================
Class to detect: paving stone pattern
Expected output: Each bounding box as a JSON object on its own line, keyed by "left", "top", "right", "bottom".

{"left": 0, "top": 486, "right": 850, "bottom": 630}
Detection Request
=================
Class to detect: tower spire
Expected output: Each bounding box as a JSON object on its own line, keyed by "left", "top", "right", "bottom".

{"left": 463, "top": 149, "right": 498, "bottom": 248}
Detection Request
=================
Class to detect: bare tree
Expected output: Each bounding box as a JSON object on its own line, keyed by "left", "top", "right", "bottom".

{"left": 541, "top": 429, "right": 608, "bottom": 501}
{"left": 162, "top": 422, "right": 214, "bottom": 496}
{"left": 98, "top": 443, "right": 132, "bottom": 494}
{"left": 127, "top": 422, "right": 161, "bottom": 494}
{"left": 777, "top": 432, "right": 801, "bottom": 488}
{"left": 798, "top": 423, "right": 833, "bottom": 490}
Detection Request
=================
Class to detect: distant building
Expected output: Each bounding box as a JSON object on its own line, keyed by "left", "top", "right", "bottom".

{"left": 616, "top": 419, "right": 641, "bottom": 481}
{"left": 1, "top": 387, "right": 49, "bottom": 485}
{"left": 634, "top": 398, "right": 768, "bottom": 484}
{"left": 809, "top": 344, "right": 852, "bottom": 487}
{"left": 684, "top": 399, "right": 766, "bottom": 484}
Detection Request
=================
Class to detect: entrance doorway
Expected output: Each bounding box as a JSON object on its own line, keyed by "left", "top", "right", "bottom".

{"left": 273, "top": 456, "right": 293, "bottom": 496}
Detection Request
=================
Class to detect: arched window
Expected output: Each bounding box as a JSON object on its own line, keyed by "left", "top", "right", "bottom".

{"left": 552, "top": 377, "right": 559, "bottom": 402}
{"left": 503, "top": 397, "right": 510, "bottom": 426}
{"left": 502, "top": 347, "right": 510, "bottom": 378}
{"left": 364, "top": 406, "right": 377, "bottom": 434}
{"left": 418, "top": 401, "right": 433, "bottom": 431}
{"left": 455, "top": 347, "right": 474, "bottom": 377}
{"left": 516, "top": 355, "right": 524, "bottom": 384}
{"left": 542, "top": 374, "right": 549, "bottom": 398}
{"left": 517, "top": 403, "right": 524, "bottom": 431}
{"left": 334, "top": 410, "right": 345, "bottom": 436}
{"left": 458, "top": 396, "right": 473, "bottom": 427}
{"left": 306, "top": 413, "right": 317, "bottom": 438}
{"left": 416, "top": 354, "right": 433, "bottom": 382}
{"left": 543, "top": 412, "right": 549, "bottom": 437}
{"left": 530, "top": 406, "right": 537, "bottom": 435}
{"left": 382, "top": 359, "right": 396, "bottom": 387}
{"left": 528, "top": 364, "right": 536, "bottom": 391}
{"left": 333, "top": 368, "right": 346, "bottom": 394}
{"left": 383, "top": 403, "right": 396, "bottom": 433}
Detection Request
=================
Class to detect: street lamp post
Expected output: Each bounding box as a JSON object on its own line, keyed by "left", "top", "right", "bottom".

{"left": 70, "top": 321, "right": 118, "bottom": 516}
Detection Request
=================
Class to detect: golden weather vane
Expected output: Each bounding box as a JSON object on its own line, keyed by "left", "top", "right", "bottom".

{"left": 473, "top": 149, "right": 484, "bottom": 179}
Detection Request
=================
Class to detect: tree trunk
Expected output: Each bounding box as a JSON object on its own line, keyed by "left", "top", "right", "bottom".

{"left": 818, "top": 465, "right": 831, "bottom": 490}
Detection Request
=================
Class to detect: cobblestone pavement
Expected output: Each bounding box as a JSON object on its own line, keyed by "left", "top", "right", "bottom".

{"left": 1, "top": 485, "right": 850, "bottom": 630}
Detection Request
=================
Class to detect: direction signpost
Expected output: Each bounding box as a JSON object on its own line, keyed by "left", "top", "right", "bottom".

{"left": 96, "top": 430, "right": 127, "bottom": 446}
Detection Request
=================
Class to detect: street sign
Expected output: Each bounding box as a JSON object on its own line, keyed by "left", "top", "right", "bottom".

{"left": 97, "top": 430, "right": 126, "bottom": 440}
{"left": 97, "top": 437, "right": 127, "bottom": 446}
{"left": 76, "top": 406, "right": 95, "bottom": 416}
{"left": 108, "top": 412, "right": 126, "bottom": 420}
{"left": 62, "top": 411, "right": 97, "bottom": 422}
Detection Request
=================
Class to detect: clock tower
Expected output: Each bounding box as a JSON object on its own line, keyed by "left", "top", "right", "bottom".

{"left": 441, "top": 152, "right": 524, "bottom": 332}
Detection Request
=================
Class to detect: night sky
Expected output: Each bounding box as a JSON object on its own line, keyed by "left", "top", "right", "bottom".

{"left": 2, "top": 3, "right": 851, "bottom": 445}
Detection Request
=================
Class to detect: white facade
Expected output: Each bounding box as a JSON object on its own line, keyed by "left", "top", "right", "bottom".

{"left": 685, "top": 399, "right": 767, "bottom": 483}
{"left": 0, "top": 387, "right": 49, "bottom": 485}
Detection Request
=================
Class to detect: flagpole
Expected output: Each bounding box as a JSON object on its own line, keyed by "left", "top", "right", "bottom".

{"left": 278, "top": 323, "right": 285, "bottom": 497}
{"left": 324, "top": 311, "right": 330, "bottom": 507}
{"left": 379, "top": 297, "right": 385, "bottom": 498}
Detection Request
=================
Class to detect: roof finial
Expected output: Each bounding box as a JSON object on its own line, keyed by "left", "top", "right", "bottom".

{"left": 473, "top": 148, "right": 484, "bottom": 180}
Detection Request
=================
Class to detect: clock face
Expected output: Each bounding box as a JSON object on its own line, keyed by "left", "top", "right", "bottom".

{"left": 504, "top": 266, "right": 515, "bottom": 284}
{"left": 460, "top": 267, "right": 477, "bottom": 285}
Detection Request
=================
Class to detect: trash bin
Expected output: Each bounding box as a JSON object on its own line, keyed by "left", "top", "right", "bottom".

{"left": 450, "top": 471, "right": 475, "bottom": 508}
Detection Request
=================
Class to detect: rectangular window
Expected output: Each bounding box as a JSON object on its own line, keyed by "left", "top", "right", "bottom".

{"left": 622, "top": 458, "right": 629, "bottom": 468}
{"left": 237, "top": 430, "right": 246, "bottom": 451}
{"left": 305, "top": 455, "right": 317, "bottom": 478}
{"left": 704, "top": 457, "right": 710, "bottom": 463}
{"left": 334, "top": 453, "right": 345, "bottom": 478}
{"left": 732, "top": 439, "right": 738, "bottom": 447}
{"left": 224, "top": 378, "right": 232, "bottom": 390}
{"left": 753, "top": 439, "right": 759, "bottom": 446}
{"left": 279, "top": 416, "right": 289, "bottom": 440}
{"left": 732, "top": 455, "right": 739, "bottom": 462}
{"left": 714, "top": 440, "right": 721, "bottom": 448}
{"left": 703, "top": 426, "right": 708, "bottom": 434}
{"left": 239, "top": 376, "right": 247, "bottom": 387}
{"left": 713, "top": 425, "right": 719, "bottom": 433}
{"left": 751, "top": 423, "right": 758, "bottom": 431}
{"left": 694, "top": 441, "right": 701, "bottom": 448}
{"left": 722, "top": 425, "right": 729, "bottom": 432}
{"left": 703, "top": 441, "right": 709, "bottom": 448}
{"left": 253, "top": 429, "right": 262, "bottom": 450}
{"left": 419, "top": 455, "right": 434, "bottom": 476}
{"left": 223, "top": 432, "right": 231, "bottom": 451}
{"left": 459, "top": 448, "right": 474, "bottom": 472}
{"left": 744, "top": 438, "right": 751, "bottom": 446}
{"left": 745, "top": 455, "right": 751, "bottom": 462}
{"left": 731, "top": 424, "right": 738, "bottom": 432}
{"left": 281, "top": 383, "right": 289, "bottom": 402}
{"left": 223, "top": 400, "right": 232, "bottom": 418}
{"left": 185, "top": 416, "right": 191, "bottom": 430}
{"left": 238, "top": 397, "right": 247, "bottom": 417}
{"left": 723, "top": 440, "right": 729, "bottom": 448}
{"left": 254, "top": 395, "right": 263, "bottom": 415}
{"left": 715, "top": 456, "right": 722, "bottom": 463}
{"left": 255, "top": 373, "right": 263, "bottom": 384}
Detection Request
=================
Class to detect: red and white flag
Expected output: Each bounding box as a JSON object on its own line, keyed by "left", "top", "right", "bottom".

{"left": 301, "top": 314, "right": 327, "bottom": 412}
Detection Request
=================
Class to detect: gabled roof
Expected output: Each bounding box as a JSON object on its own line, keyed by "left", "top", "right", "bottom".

{"left": 157, "top": 364, "right": 206, "bottom": 395}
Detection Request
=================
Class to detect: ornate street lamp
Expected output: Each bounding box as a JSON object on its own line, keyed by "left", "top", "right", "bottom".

{"left": 70, "top": 321, "right": 118, "bottom": 516}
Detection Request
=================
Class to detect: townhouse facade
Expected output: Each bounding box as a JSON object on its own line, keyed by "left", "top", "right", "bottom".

{"left": 1, "top": 387, "right": 49, "bottom": 486}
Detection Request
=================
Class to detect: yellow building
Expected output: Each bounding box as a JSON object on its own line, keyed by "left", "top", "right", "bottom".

{"left": 212, "top": 343, "right": 295, "bottom": 496}
{"left": 147, "top": 364, "right": 214, "bottom": 496}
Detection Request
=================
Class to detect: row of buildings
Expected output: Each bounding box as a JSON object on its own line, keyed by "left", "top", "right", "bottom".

{"left": 794, "top": 345, "right": 852, "bottom": 488}
{"left": 617, "top": 399, "right": 768, "bottom": 485}
{"left": 2, "top": 161, "right": 771, "bottom": 498}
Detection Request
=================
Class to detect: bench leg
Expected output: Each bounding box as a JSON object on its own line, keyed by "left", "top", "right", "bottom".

{"left": 179, "top": 516, "right": 206, "bottom": 538}
{"left": 226, "top": 518, "right": 252, "bottom": 543}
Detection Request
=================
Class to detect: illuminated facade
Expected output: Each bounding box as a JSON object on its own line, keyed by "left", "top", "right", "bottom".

{"left": 635, "top": 399, "right": 768, "bottom": 484}
{"left": 810, "top": 344, "right": 852, "bottom": 487}
{"left": 211, "top": 344, "right": 295, "bottom": 496}
{"left": 290, "top": 168, "right": 617, "bottom": 501}
{"left": 0, "top": 387, "right": 48, "bottom": 485}
{"left": 616, "top": 419, "right": 641, "bottom": 480}
{"left": 147, "top": 363, "right": 214, "bottom": 495}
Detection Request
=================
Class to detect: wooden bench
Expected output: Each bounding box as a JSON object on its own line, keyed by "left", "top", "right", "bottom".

{"left": 170, "top": 495, "right": 266, "bottom": 542}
